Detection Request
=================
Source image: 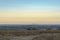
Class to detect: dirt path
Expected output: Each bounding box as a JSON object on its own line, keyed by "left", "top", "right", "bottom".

{"left": 0, "top": 35, "right": 38, "bottom": 40}
{"left": 10, "top": 36, "right": 37, "bottom": 40}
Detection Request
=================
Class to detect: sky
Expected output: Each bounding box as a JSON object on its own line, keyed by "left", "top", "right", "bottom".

{"left": 0, "top": 0, "right": 60, "bottom": 24}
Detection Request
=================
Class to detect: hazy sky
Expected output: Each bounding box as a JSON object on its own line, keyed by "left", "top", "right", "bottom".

{"left": 0, "top": 0, "right": 60, "bottom": 24}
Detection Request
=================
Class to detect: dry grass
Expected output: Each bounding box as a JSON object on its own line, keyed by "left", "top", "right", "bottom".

{"left": 0, "top": 29, "right": 60, "bottom": 36}
{"left": 32, "top": 33, "right": 60, "bottom": 40}
{"left": 0, "top": 29, "right": 60, "bottom": 40}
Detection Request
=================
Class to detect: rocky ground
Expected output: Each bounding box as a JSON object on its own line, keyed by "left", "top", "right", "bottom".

{"left": 0, "top": 35, "right": 36, "bottom": 40}
{"left": 32, "top": 33, "right": 60, "bottom": 40}
{"left": 0, "top": 33, "right": 60, "bottom": 40}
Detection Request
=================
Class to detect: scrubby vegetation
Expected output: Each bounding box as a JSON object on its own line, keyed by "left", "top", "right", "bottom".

{"left": 0, "top": 28, "right": 60, "bottom": 36}
{"left": 27, "top": 27, "right": 38, "bottom": 30}
{"left": 32, "top": 33, "right": 60, "bottom": 40}
{"left": 0, "top": 37, "right": 10, "bottom": 40}
{"left": 0, "top": 28, "right": 60, "bottom": 40}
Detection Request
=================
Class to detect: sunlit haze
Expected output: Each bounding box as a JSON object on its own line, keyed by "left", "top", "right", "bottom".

{"left": 0, "top": 0, "right": 60, "bottom": 24}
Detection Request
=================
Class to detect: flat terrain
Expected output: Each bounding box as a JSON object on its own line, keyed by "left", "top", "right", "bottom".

{"left": 0, "top": 35, "right": 37, "bottom": 40}
{"left": 10, "top": 36, "right": 37, "bottom": 40}
{"left": 0, "top": 29, "right": 60, "bottom": 40}
{"left": 0, "top": 33, "right": 60, "bottom": 40}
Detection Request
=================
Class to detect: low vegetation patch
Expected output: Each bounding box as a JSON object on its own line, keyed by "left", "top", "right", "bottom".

{"left": 32, "top": 33, "right": 60, "bottom": 40}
